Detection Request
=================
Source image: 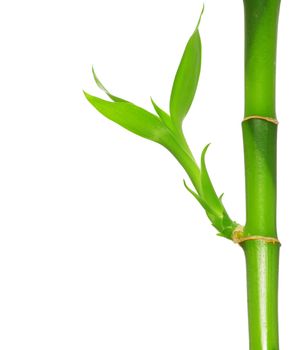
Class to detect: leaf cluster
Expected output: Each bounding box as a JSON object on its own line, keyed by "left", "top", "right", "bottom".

{"left": 84, "top": 9, "right": 238, "bottom": 239}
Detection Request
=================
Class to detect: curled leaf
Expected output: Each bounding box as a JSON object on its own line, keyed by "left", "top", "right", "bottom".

{"left": 169, "top": 13, "right": 202, "bottom": 126}
{"left": 200, "top": 144, "right": 224, "bottom": 216}
{"left": 92, "top": 66, "right": 127, "bottom": 103}
{"left": 183, "top": 180, "right": 217, "bottom": 216}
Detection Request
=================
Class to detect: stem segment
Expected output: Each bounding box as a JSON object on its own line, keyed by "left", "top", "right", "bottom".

{"left": 243, "top": 241, "right": 280, "bottom": 350}
{"left": 242, "top": 0, "right": 281, "bottom": 349}
{"left": 244, "top": 0, "right": 281, "bottom": 118}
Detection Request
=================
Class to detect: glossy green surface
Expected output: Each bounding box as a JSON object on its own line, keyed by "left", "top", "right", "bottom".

{"left": 243, "top": 1, "right": 281, "bottom": 349}
{"left": 242, "top": 121, "right": 277, "bottom": 237}
{"left": 170, "top": 28, "right": 201, "bottom": 126}
{"left": 244, "top": 0, "right": 281, "bottom": 118}
{"left": 243, "top": 241, "right": 280, "bottom": 350}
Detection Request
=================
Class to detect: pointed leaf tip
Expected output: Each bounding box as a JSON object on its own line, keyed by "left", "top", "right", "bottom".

{"left": 201, "top": 143, "right": 211, "bottom": 159}
{"left": 83, "top": 90, "right": 92, "bottom": 100}
{"left": 92, "top": 65, "right": 109, "bottom": 94}
{"left": 91, "top": 66, "right": 127, "bottom": 103}
{"left": 200, "top": 144, "right": 224, "bottom": 216}
{"left": 183, "top": 180, "right": 218, "bottom": 216}
{"left": 197, "top": 4, "right": 205, "bottom": 29}
{"left": 150, "top": 97, "right": 173, "bottom": 130}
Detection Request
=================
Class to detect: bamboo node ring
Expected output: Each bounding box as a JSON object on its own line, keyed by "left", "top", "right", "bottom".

{"left": 232, "top": 225, "right": 281, "bottom": 245}
{"left": 242, "top": 116, "right": 279, "bottom": 125}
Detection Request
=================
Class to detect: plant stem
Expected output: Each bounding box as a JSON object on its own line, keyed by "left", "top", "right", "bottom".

{"left": 244, "top": 0, "right": 281, "bottom": 118}
{"left": 243, "top": 241, "right": 280, "bottom": 350}
{"left": 242, "top": 0, "right": 281, "bottom": 349}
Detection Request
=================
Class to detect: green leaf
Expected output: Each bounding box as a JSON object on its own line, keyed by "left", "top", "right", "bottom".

{"left": 84, "top": 91, "right": 169, "bottom": 144}
{"left": 169, "top": 16, "right": 202, "bottom": 126}
{"left": 92, "top": 66, "right": 127, "bottom": 103}
{"left": 183, "top": 180, "right": 217, "bottom": 217}
{"left": 150, "top": 98, "right": 173, "bottom": 131}
{"left": 200, "top": 144, "right": 224, "bottom": 216}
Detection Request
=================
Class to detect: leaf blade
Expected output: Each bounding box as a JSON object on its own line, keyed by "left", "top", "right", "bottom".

{"left": 183, "top": 180, "right": 217, "bottom": 216}
{"left": 84, "top": 91, "right": 168, "bottom": 144}
{"left": 200, "top": 144, "right": 224, "bottom": 216}
{"left": 169, "top": 24, "right": 202, "bottom": 126}
{"left": 150, "top": 98, "right": 173, "bottom": 131}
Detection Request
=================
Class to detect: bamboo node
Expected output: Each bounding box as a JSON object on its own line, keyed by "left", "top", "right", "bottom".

{"left": 242, "top": 116, "right": 279, "bottom": 125}
{"left": 232, "top": 225, "right": 281, "bottom": 245}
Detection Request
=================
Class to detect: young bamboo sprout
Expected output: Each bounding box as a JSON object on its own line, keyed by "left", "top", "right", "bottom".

{"left": 84, "top": 1, "right": 281, "bottom": 348}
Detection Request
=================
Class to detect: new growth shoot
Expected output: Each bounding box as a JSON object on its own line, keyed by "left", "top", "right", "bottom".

{"left": 84, "top": 8, "right": 238, "bottom": 240}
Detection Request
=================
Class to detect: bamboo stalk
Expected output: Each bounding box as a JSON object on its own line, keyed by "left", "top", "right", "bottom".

{"left": 242, "top": 0, "right": 281, "bottom": 348}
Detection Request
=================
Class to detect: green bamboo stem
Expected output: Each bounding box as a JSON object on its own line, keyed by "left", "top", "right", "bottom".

{"left": 244, "top": 0, "right": 281, "bottom": 118}
{"left": 243, "top": 241, "right": 280, "bottom": 350}
{"left": 242, "top": 0, "right": 281, "bottom": 349}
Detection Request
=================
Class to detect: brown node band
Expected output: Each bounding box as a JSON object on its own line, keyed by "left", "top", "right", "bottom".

{"left": 242, "top": 115, "right": 279, "bottom": 125}
{"left": 232, "top": 225, "right": 281, "bottom": 245}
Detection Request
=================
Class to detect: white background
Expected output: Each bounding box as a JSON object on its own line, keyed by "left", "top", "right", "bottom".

{"left": 0, "top": 0, "right": 296, "bottom": 349}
